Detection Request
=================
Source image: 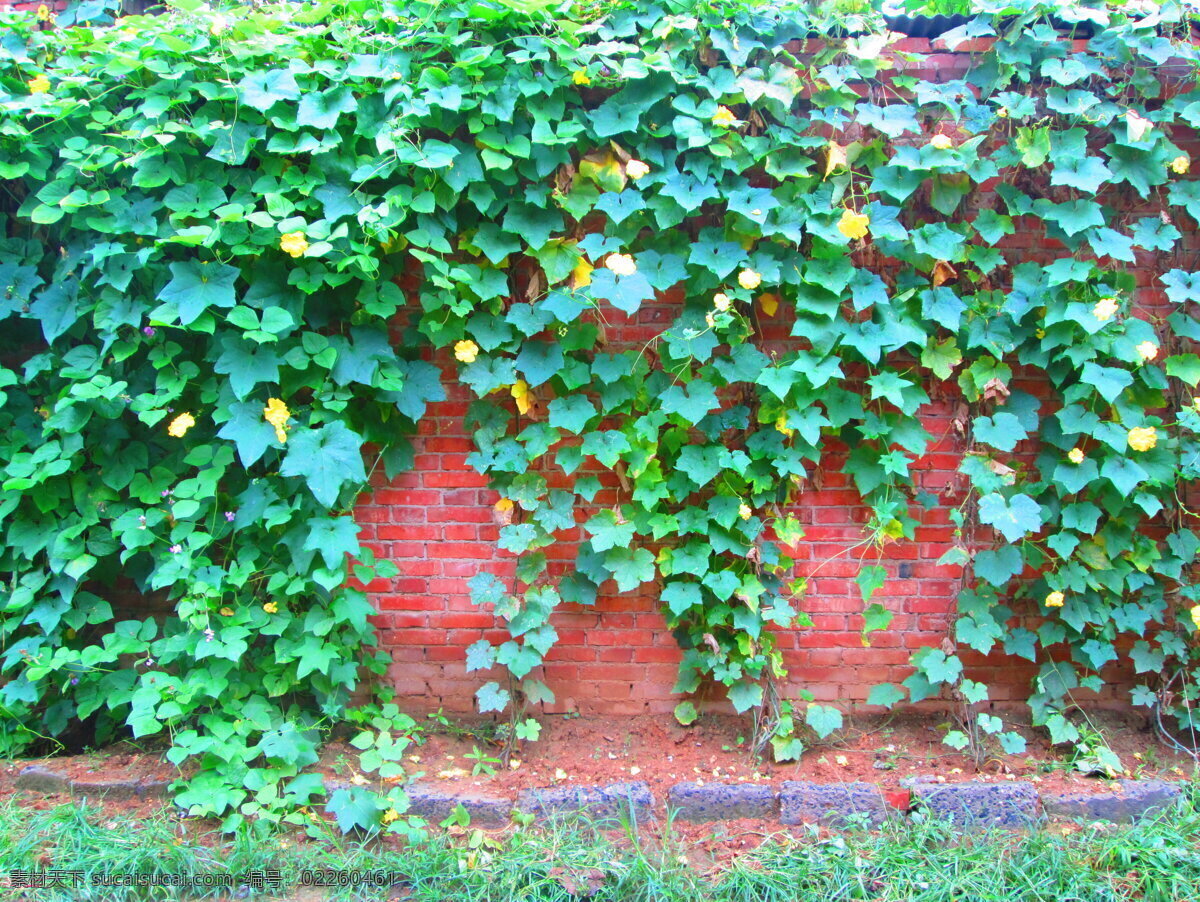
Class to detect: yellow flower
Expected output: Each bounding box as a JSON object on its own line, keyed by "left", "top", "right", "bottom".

{"left": 167, "top": 412, "right": 195, "bottom": 438}
{"left": 738, "top": 269, "right": 762, "bottom": 290}
{"left": 838, "top": 208, "right": 871, "bottom": 241}
{"left": 996, "top": 107, "right": 1008, "bottom": 119}
{"left": 210, "top": 15, "right": 228, "bottom": 35}
{"left": 1068, "top": 447, "right": 1085, "bottom": 464}
{"left": 571, "top": 257, "right": 593, "bottom": 288}
{"left": 626, "top": 160, "right": 650, "bottom": 180}
{"left": 263, "top": 601, "right": 279, "bottom": 614}
{"left": 219, "top": 607, "right": 234, "bottom": 617}
{"left": 27, "top": 74, "right": 50, "bottom": 95}
{"left": 775, "top": 415, "right": 793, "bottom": 437}
{"left": 279, "top": 231, "right": 308, "bottom": 258}
{"left": 738, "top": 502, "right": 752, "bottom": 521}
{"left": 1127, "top": 426, "right": 1158, "bottom": 452}
{"left": 1045, "top": 591, "right": 1065, "bottom": 608}
{"left": 454, "top": 339, "right": 479, "bottom": 364}
{"left": 571, "top": 69, "right": 590, "bottom": 86}
{"left": 1171, "top": 155, "right": 1191, "bottom": 175}
{"left": 1192, "top": 398, "right": 1200, "bottom": 413}
{"left": 1093, "top": 297, "right": 1119, "bottom": 322}
{"left": 930, "top": 134, "right": 953, "bottom": 150}
{"left": 1136, "top": 340, "right": 1158, "bottom": 362}
{"left": 381, "top": 808, "right": 400, "bottom": 825}
{"left": 713, "top": 293, "right": 731, "bottom": 312}
{"left": 604, "top": 253, "right": 637, "bottom": 277}
{"left": 1036, "top": 328, "right": 1046, "bottom": 339}
{"left": 712, "top": 105, "right": 737, "bottom": 127}
{"left": 36, "top": 4, "right": 51, "bottom": 20}
{"left": 263, "top": 398, "right": 291, "bottom": 444}
{"left": 511, "top": 380, "right": 531, "bottom": 415}
{"left": 1191, "top": 605, "right": 1200, "bottom": 630}
{"left": 705, "top": 312, "right": 716, "bottom": 328}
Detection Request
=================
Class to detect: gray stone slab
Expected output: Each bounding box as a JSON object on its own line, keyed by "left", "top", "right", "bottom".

{"left": 667, "top": 782, "right": 778, "bottom": 821}
{"left": 1042, "top": 780, "right": 1181, "bottom": 823}
{"left": 407, "top": 785, "right": 513, "bottom": 828}
{"left": 15, "top": 765, "right": 69, "bottom": 794}
{"left": 779, "top": 781, "right": 888, "bottom": 827}
{"left": 914, "top": 781, "right": 1040, "bottom": 828}
{"left": 516, "top": 782, "right": 654, "bottom": 822}
{"left": 68, "top": 776, "right": 142, "bottom": 801}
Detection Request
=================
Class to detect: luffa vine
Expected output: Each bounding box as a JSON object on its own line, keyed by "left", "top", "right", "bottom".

{"left": 3, "top": 0, "right": 1200, "bottom": 836}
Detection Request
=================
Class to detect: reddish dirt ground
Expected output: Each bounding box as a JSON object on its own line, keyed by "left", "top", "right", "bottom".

{"left": 318, "top": 710, "right": 1193, "bottom": 799}
{"left": 2, "top": 711, "right": 1193, "bottom": 829}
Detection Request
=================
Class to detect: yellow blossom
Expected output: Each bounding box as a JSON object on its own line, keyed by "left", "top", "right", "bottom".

{"left": 929, "top": 134, "right": 953, "bottom": 150}
{"left": 996, "top": 107, "right": 1008, "bottom": 119}
{"left": 1044, "top": 591, "right": 1065, "bottom": 608}
{"left": 838, "top": 208, "right": 871, "bottom": 241}
{"left": 1127, "top": 426, "right": 1158, "bottom": 452}
{"left": 511, "top": 380, "right": 531, "bottom": 415}
{"left": 712, "top": 105, "right": 737, "bottom": 127}
{"left": 705, "top": 312, "right": 716, "bottom": 328}
{"left": 263, "top": 398, "right": 291, "bottom": 444}
{"left": 264, "top": 602, "right": 279, "bottom": 614}
{"left": 27, "top": 74, "right": 50, "bottom": 95}
{"left": 571, "top": 69, "right": 590, "bottom": 86}
{"left": 167, "top": 412, "right": 195, "bottom": 438}
{"left": 626, "top": 160, "right": 650, "bottom": 180}
{"left": 381, "top": 808, "right": 400, "bottom": 825}
{"left": 605, "top": 253, "right": 637, "bottom": 277}
{"left": 36, "top": 4, "right": 51, "bottom": 20}
{"left": 454, "top": 339, "right": 479, "bottom": 364}
{"left": 758, "top": 292, "right": 779, "bottom": 316}
{"left": 571, "top": 257, "right": 593, "bottom": 288}
{"left": 1191, "top": 605, "right": 1200, "bottom": 630}
{"left": 1093, "top": 296, "right": 1119, "bottom": 322}
{"left": 219, "top": 607, "right": 234, "bottom": 617}
{"left": 1068, "top": 447, "right": 1085, "bottom": 465}
{"left": 713, "top": 292, "right": 732, "bottom": 312}
{"left": 279, "top": 231, "right": 308, "bottom": 258}
{"left": 775, "top": 415, "right": 793, "bottom": 437}
{"left": 739, "top": 502, "right": 752, "bottom": 521}
{"left": 738, "top": 269, "right": 762, "bottom": 290}
{"left": 1171, "top": 155, "right": 1191, "bottom": 175}
{"left": 1193, "top": 398, "right": 1200, "bottom": 413}
{"left": 1136, "top": 340, "right": 1158, "bottom": 362}
{"left": 1036, "top": 328, "right": 1046, "bottom": 339}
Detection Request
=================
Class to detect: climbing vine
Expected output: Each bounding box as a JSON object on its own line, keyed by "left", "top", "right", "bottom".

{"left": 3, "top": 0, "right": 1200, "bottom": 831}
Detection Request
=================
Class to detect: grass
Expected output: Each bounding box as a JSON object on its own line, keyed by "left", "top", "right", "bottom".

{"left": 3, "top": 789, "right": 1200, "bottom": 901}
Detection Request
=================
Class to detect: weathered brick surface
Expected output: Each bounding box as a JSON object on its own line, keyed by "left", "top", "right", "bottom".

{"left": 667, "top": 782, "right": 778, "bottom": 821}
{"left": 912, "top": 781, "right": 1041, "bottom": 829}
{"left": 1042, "top": 779, "right": 1182, "bottom": 823}
{"left": 406, "top": 785, "right": 513, "bottom": 828}
{"left": 779, "top": 781, "right": 889, "bottom": 827}
{"left": 516, "top": 782, "right": 655, "bottom": 822}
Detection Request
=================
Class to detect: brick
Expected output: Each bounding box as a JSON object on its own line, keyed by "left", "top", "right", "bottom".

{"left": 667, "top": 782, "right": 778, "bottom": 821}
{"left": 779, "top": 782, "right": 888, "bottom": 827}
{"left": 911, "top": 781, "right": 1040, "bottom": 828}
{"left": 516, "top": 782, "right": 655, "bottom": 822}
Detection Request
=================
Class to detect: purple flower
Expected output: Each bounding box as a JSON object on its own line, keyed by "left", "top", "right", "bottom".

{"left": 203, "top": 628, "right": 215, "bottom": 642}
{"left": 169, "top": 544, "right": 182, "bottom": 554}
{"left": 143, "top": 326, "right": 155, "bottom": 337}
{"left": 69, "top": 677, "right": 79, "bottom": 686}
{"left": 600, "top": 65, "right": 611, "bottom": 76}
{"left": 161, "top": 489, "right": 172, "bottom": 498}
{"left": 224, "top": 511, "right": 235, "bottom": 522}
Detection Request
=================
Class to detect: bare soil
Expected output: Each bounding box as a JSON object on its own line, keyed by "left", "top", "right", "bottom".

{"left": 2, "top": 711, "right": 1192, "bottom": 829}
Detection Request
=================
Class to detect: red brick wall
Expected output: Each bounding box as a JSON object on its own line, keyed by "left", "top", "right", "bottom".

{"left": 357, "top": 37, "right": 1200, "bottom": 718}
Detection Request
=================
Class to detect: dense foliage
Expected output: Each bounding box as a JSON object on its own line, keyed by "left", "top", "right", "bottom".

{"left": 3, "top": 0, "right": 1200, "bottom": 829}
